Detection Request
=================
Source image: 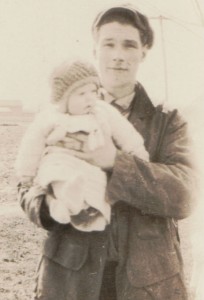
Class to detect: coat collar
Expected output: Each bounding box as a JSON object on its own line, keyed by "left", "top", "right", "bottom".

{"left": 99, "top": 88, "right": 135, "bottom": 109}
{"left": 131, "top": 82, "right": 155, "bottom": 119}
{"left": 99, "top": 82, "right": 155, "bottom": 119}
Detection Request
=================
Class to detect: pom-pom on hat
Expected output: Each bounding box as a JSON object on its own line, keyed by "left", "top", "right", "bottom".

{"left": 51, "top": 60, "right": 99, "bottom": 103}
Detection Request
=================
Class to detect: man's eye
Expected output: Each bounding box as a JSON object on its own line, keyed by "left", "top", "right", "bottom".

{"left": 124, "top": 42, "right": 138, "bottom": 49}
{"left": 104, "top": 43, "right": 114, "bottom": 47}
{"left": 127, "top": 45, "right": 137, "bottom": 49}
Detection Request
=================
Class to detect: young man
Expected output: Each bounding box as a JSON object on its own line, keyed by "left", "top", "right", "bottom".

{"left": 18, "top": 5, "right": 195, "bottom": 300}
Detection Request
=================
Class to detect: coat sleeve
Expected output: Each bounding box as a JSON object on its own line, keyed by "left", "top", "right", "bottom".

{"left": 17, "top": 183, "right": 69, "bottom": 231}
{"left": 107, "top": 109, "right": 196, "bottom": 220}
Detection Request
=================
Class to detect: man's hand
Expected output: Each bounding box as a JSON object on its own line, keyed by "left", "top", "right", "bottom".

{"left": 57, "top": 132, "right": 117, "bottom": 170}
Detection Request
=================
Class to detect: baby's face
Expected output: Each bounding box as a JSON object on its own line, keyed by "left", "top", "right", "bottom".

{"left": 66, "top": 83, "right": 98, "bottom": 115}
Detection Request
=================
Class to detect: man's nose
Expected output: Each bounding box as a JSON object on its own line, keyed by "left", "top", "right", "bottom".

{"left": 112, "top": 46, "right": 125, "bottom": 61}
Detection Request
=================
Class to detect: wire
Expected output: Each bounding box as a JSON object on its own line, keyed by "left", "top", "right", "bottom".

{"left": 194, "top": 0, "right": 204, "bottom": 25}
{"left": 160, "top": 9, "right": 203, "bottom": 27}
{"left": 152, "top": 19, "right": 202, "bottom": 59}
{"left": 150, "top": 15, "right": 204, "bottom": 41}
{"left": 134, "top": 1, "right": 204, "bottom": 43}
{"left": 138, "top": 0, "right": 203, "bottom": 27}
{"left": 190, "top": 0, "right": 202, "bottom": 20}
{"left": 169, "top": 18, "right": 204, "bottom": 40}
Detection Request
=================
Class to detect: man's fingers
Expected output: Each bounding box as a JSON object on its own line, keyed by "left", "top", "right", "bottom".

{"left": 59, "top": 132, "right": 89, "bottom": 151}
{"left": 62, "top": 148, "right": 93, "bottom": 161}
{"left": 53, "top": 131, "right": 116, "bottom": 170}
{"left": 65, "top": 132, "right": 88, "bottom": 142}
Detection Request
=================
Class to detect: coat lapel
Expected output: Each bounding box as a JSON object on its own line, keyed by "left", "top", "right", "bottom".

{"left": 128, "top": 82, "right": 155, "bottom": 137}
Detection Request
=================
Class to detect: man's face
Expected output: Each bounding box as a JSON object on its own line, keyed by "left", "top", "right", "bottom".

{"left": 94, "top": 22, "right": 147, "bottom": 92}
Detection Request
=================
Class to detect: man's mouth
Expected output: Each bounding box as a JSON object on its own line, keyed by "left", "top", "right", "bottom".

{"left": 108, "top": 67, "right": 128, "bottom": 71}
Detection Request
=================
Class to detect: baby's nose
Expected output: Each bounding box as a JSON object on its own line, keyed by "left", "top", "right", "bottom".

{"left": 86, "top": 94, "right": 95, "bottom": 105}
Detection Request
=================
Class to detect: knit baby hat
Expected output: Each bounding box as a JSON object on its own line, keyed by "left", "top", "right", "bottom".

{"left": 51, "top": 60, "right": 99, "bottom": 104}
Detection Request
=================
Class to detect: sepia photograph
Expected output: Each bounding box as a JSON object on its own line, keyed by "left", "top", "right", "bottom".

{"left": 0, "top": 0, "right": 204, "bottom": 299}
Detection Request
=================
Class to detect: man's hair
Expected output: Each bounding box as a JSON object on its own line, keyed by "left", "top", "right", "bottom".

{"left": 92, "top": 7, "right": 154, "bottom": 49}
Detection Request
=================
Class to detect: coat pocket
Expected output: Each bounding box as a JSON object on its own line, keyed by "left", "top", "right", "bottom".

{"left": 126, "top": 212, "right": 179, "bottom": 287}
{"left": 43, "top": 231, "right": 89, "bottom": 271}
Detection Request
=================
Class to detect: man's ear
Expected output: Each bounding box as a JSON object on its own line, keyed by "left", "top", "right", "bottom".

{"left": 93, "top": 47, "right": 97, "bottom": 59}
{"left": 141, "top": 47, "right": 148, "bottom": 61}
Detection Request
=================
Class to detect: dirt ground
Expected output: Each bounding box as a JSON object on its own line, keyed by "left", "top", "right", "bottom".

{"left": 0, "top": 119, "right": 195, "bottom": 300}
{"left": 0, "top": 121, "right": 45, "bottom": 300}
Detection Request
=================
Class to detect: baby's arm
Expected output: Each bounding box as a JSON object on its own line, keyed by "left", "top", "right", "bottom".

{"left": 15, "top": 111, "right": 53, "bottom": 179}
{"left": 47, "top": 113, "right": 104, "bottom": 150}
{"left": 96, "top": 101, "right": 149, "bottom": 161}
{"left": 58, "top": 114, "right": 99, "bottom": 133}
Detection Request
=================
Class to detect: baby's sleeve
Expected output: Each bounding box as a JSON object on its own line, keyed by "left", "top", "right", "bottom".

{"left": 15, "top": 111, "right": 50, "bottom": 179}
{"left": 98, "top": 101, "right": 149, "bottom": 161}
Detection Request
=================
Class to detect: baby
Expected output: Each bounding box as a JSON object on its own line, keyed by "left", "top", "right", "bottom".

{"left": 15, "top": 60, "right": 149, "bottom": 231}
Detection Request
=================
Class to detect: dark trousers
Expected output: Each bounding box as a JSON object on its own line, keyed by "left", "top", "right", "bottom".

{"left": 99, "top": 262, "right": 117, "bottom": 300}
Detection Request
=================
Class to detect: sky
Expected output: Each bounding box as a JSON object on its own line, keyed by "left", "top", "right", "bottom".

{"left": 0, "top": 0, "right": 204, "bottom": 110}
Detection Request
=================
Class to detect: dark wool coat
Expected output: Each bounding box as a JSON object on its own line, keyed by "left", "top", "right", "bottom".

{"left": 18, "top": 83, "right": 195, "bottom": 300}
